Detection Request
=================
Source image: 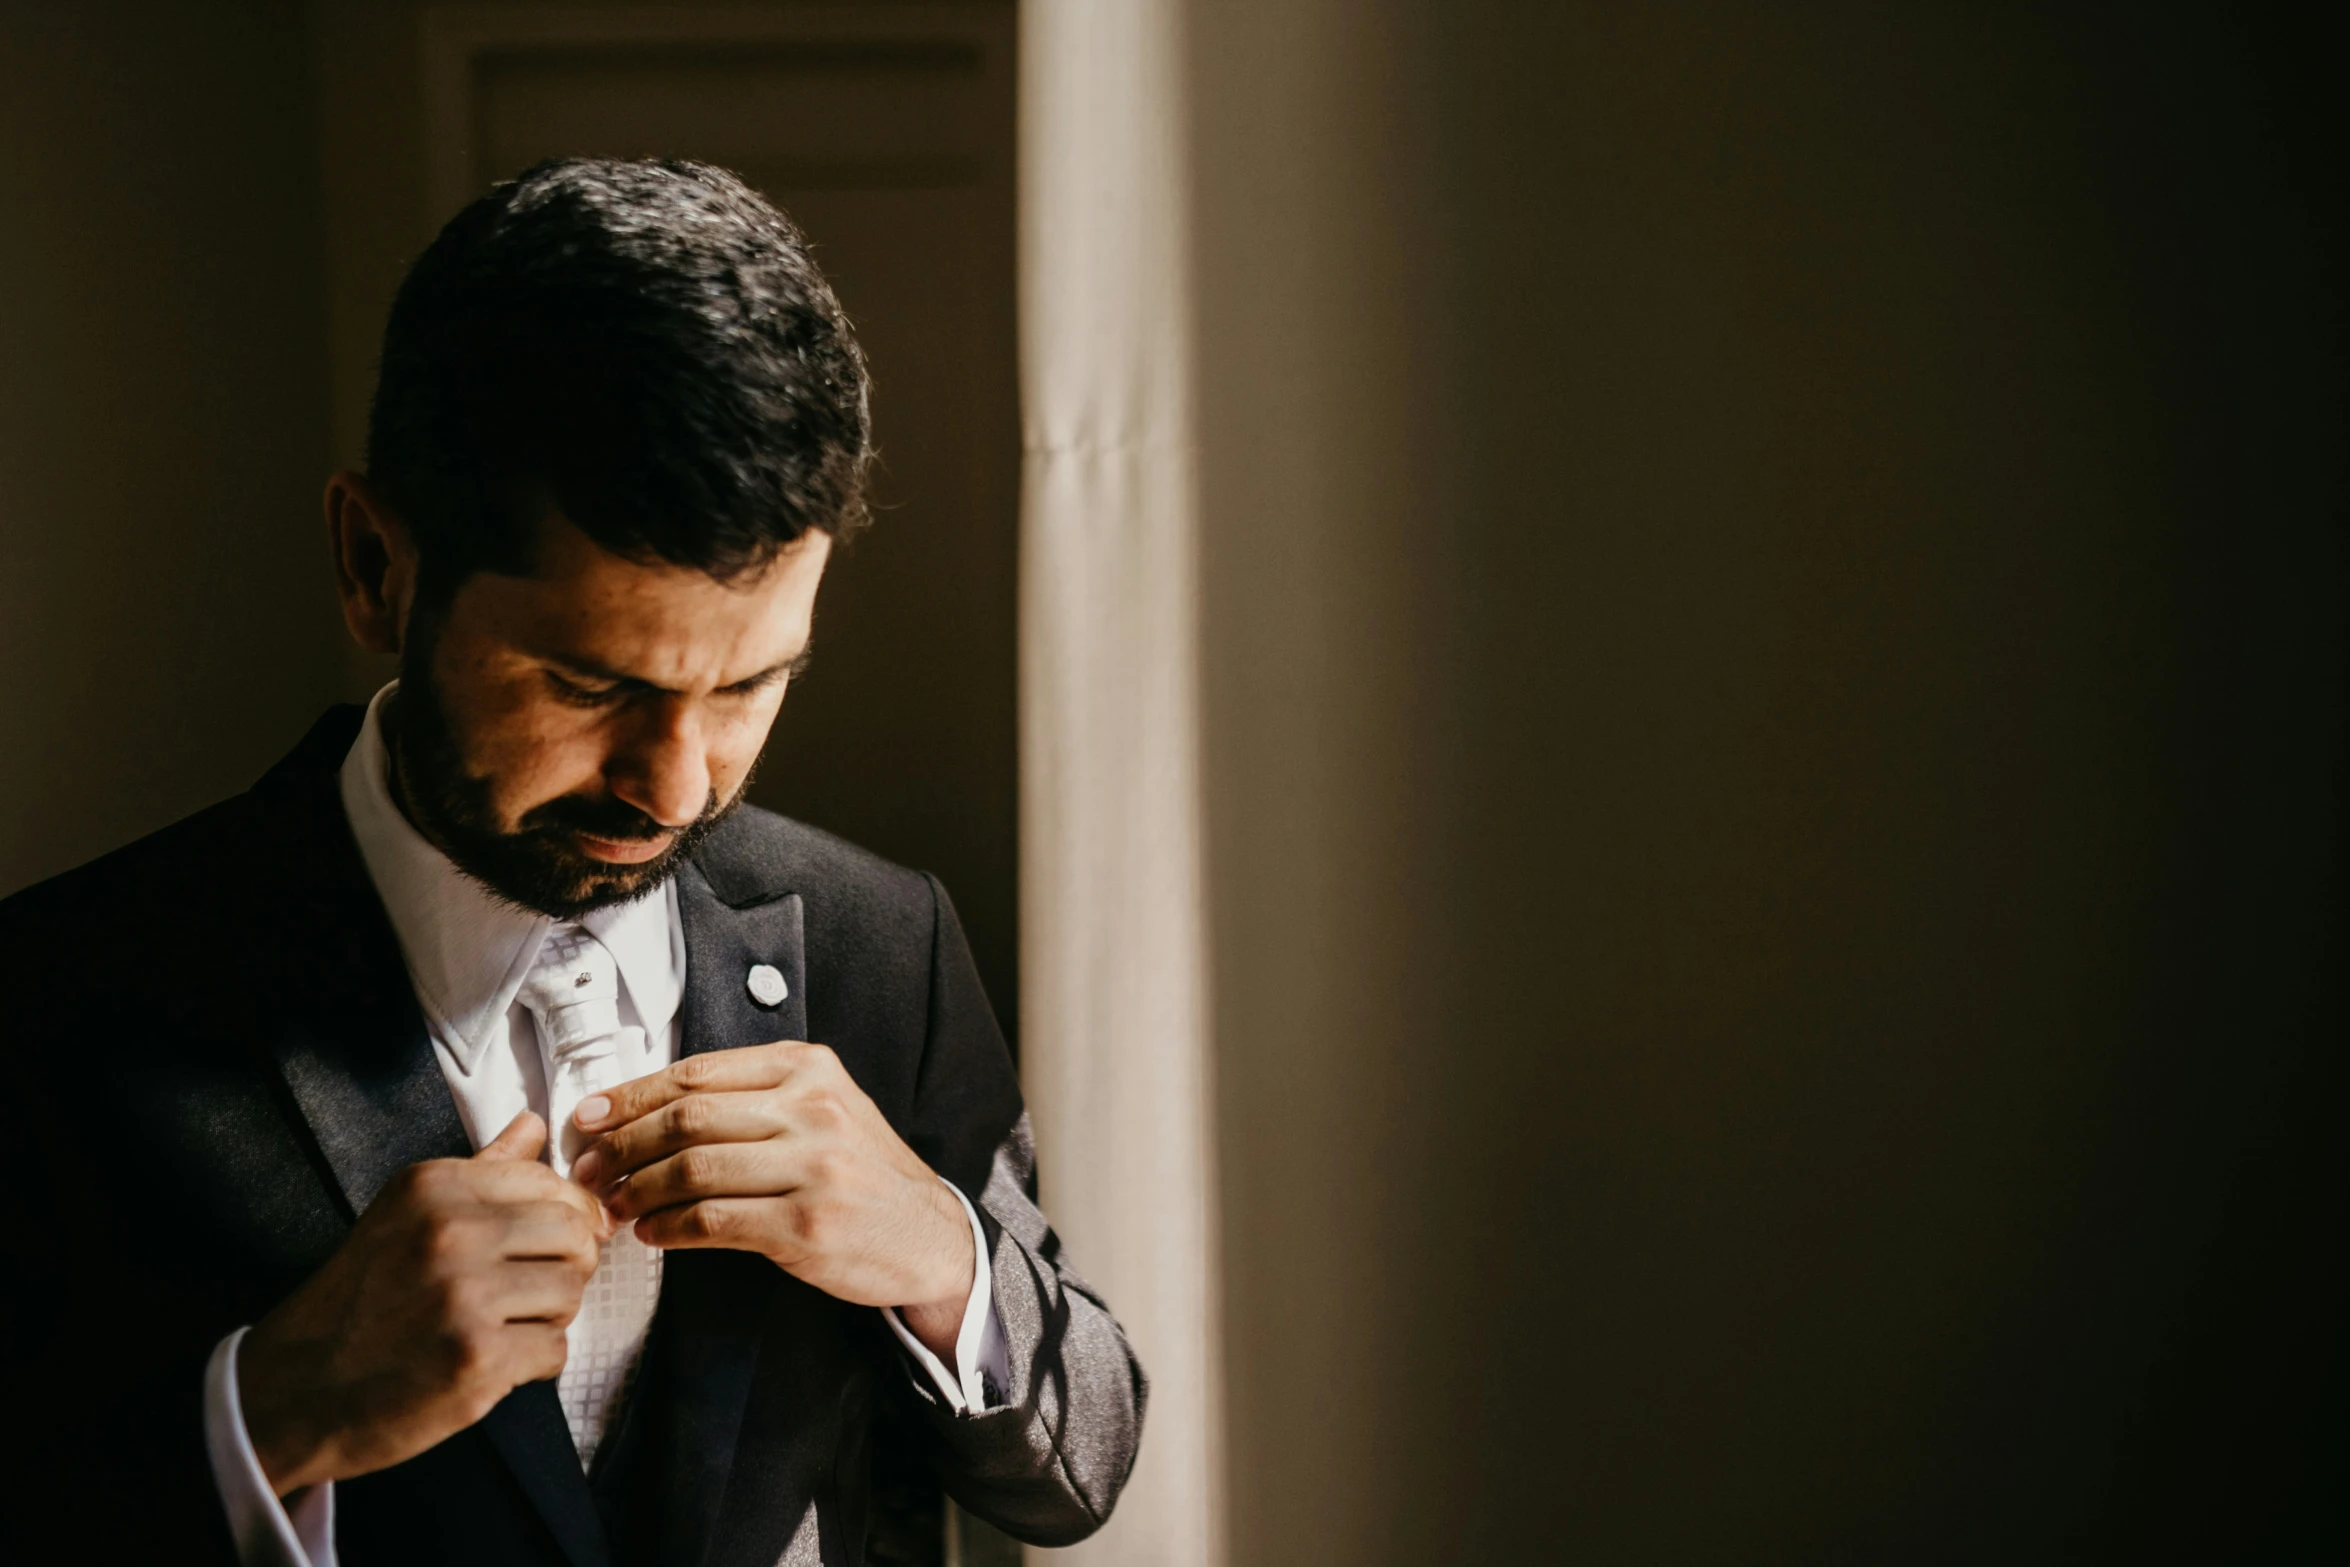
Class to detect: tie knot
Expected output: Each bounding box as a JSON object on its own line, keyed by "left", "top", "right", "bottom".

{"left": 520, "top": 924, "right": 622, "bottom": 1061}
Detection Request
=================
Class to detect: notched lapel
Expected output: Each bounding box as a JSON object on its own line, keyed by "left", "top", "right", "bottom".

{"left": 258, "top": 729, "right": 472, "bottom": 1217}
{"left": 484, "top": 1383, "right": 612, "bottom": 1567}
{"left": 271, "top": 1014, "right": 470, "bottom": 1218}
{"left": 678, "top": 871, "right": 809, "bottom": 1056}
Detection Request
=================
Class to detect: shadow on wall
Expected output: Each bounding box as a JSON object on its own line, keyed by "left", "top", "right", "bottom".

{"left": 0, "top": 3, "right": 340, "bottom": 898}
{"left": 1192, "top": 2, "right": 2350, "bottom": 1563}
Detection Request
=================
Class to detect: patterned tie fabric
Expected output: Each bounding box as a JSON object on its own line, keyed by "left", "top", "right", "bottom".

{"left": 517, "top": 922, "right": 665, "bottom": 1466}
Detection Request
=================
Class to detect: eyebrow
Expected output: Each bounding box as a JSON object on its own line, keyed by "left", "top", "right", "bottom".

{"left": 547, "top": 643, "right": 813, "bottom": 697}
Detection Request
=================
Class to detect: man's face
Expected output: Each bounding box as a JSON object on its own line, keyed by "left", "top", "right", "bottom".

{"left": 388, "top": 512, "right": 833, "bottom": 917}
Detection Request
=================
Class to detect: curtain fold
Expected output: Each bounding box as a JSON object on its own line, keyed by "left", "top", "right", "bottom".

{"left": 1017, "top": 3, "right": 1222, "bottom": 1564}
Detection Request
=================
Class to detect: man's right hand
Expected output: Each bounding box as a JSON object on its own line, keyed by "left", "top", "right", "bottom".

{"left": 237, "top": 1112, "right": 609, "bottom": 1497}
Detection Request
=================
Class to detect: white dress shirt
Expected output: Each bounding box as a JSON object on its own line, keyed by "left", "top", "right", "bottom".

{"left": 202, "top": 685, "right": 1005, "bottom": 1567}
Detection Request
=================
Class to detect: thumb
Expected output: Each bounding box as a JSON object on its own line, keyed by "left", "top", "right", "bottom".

{"left": 476, "top": 1110, "right": 548, "bottom": 1163}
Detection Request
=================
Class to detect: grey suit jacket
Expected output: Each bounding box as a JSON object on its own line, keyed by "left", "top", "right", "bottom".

{"left": 0, "top": 706, "right": 1144, "bottom": 1566}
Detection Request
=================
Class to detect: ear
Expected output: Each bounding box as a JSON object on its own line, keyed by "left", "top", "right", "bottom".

{"left": 326, "top": 472, "right": 420, "bottom": 656}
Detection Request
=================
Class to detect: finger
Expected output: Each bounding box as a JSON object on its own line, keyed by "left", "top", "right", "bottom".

{"left": 496, "top": 1321, "right": 572, "bottom": 1387}
{"left": 610, "top": 1141, "right": 802, "bottom": 1219}
{"left": 575, "top": 1091, "right": 791, "bottom": 1190}
{"left": 633, "top": 1197, "right": 788, "bottom": 1255}
{"left": 430, "top": 1155, "right": 605, "bottom": 1218}
{"left": 539, "top": 1169, "right": 614, "bottom": 1237}
{"left": 522, "top": 1171, "right": 614, "bottom": 1242}
{"left": 576, "top": 1043, "right": 816, "bottom": 1136}
{"left": 493, "top": 1200, "right": 605, "bottom": 1270}
{"left": 410, "top": 1158, "right": 613, "bottom": 1243}
{"left": 476, "top": 1111, "right": 548, "bottom": 1163}
{"left": 483, "top": 1258, "right": 601, "bottom": 1326}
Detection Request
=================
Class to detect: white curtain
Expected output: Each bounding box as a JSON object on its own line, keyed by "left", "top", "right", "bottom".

{"left": 1017, "top": 2, "right": 1222, "bottom": 1564}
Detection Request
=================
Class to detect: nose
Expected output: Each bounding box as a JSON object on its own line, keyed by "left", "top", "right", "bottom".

{"left": 606, "top": 698, "right": 711, "bottom": 829}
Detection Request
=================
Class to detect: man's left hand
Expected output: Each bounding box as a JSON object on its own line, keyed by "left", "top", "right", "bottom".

{"left": 569, "top": 1042, "right": 975, "bottom": 1358}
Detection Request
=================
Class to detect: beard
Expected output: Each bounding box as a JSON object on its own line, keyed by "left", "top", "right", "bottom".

{"left": 384, "top": 653, "right": 745, "bottom": 920}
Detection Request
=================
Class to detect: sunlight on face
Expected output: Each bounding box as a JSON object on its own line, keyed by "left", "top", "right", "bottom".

{"left": 415, "top": 513, "right": 832, "bottom": 889}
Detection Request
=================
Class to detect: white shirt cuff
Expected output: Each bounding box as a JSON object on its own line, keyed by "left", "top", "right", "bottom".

{"left": 880, "top": 1178, "right": 1009, "bottom": 1414}
{"left": 203, "top": 1327, "right": 337, "bottom": 1567}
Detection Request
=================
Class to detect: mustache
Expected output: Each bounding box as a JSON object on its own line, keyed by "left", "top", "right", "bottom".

{"left": 518, "top": 790, "right": 718, "bottom": 843}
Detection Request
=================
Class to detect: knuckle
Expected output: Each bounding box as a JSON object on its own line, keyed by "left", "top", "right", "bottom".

{"left": 676, "top": 1146, "right": 719, "bottom": 1189}
{"left": 674, "top": 1096, "right": 717, "bottom": 1138}
{"left": 568, "top": 1220, "right": 605, "bottom": 1269}
{"left": 437, "top": 1274, "right": 488, "bottom": 1327}
{"left": 421, "top": 1214, "right": 478, "bottom": 1268}
{"left": 675, "top": 1054, "right": 719, "bottom": 1090}
{"left": 447, "top": 1329, "right": 493, "bottom": 1383}
{"left": 394, "top": 1161, "right": 453, "bottom": 1205}
{"left": 431, "top": 1315, "right": 480, "bottom": 1378}
{"left": 508, "top": 1162, "right": 559, "bottom": 1196}
{"left": 548, "top": 1219, "right": 590, "bottom": 1270}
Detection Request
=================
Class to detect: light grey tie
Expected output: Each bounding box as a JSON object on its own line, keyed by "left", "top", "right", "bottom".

{"left": 518, "top": 923, "right": 664, "bottom": 1466}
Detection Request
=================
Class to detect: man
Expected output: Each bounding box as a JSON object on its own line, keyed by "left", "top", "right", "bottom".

{"left": 0, "top": 159, "right": 1142, "bottom": 1566}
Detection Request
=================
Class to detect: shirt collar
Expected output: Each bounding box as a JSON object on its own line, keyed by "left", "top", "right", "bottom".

{"left": 338, "top": 683, "right": 684, "bottom": 1072}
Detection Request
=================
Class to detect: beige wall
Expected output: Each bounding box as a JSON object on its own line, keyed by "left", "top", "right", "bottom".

{"left": 0, "top": 3, "right": 340, "bottom": 897}
{"left": 1192, "top": 3, "right": 2348, "bottom": 1562}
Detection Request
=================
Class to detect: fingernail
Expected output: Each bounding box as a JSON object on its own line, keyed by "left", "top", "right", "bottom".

{"left": 572, "top": 1149, "right": 604, "bottom": 1187}
{"left": 577, "top": 1095, "right": 611, "bottom": 1126}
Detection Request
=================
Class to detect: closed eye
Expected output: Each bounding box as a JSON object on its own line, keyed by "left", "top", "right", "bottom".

{"left": 545, "top": 669, "right": 623, "bottom": 707}
{"left": 538, "top": 646, "right": 810, "bottom": 705}
{"left": 721, "top": 649, "right": 813, "bottom": 697}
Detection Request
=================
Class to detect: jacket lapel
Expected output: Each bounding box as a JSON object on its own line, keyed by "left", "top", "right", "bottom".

{"left": 641, "top": 856, "right": 805, "bottom": 1567}
{"left": 480, "top": 1388, "right": 613, "bottom": 1567}
{"left": 269, "top": 1010, "right": 470, "bottom": 1216}
{"left": 253, "top": 706, "right": 609, "bottom": 1567}
{"left": 257, "top": 711, "right": 474, "bottom": 1216}
{"left": 678, "top": 873, "right": 808, "bottom": 1050}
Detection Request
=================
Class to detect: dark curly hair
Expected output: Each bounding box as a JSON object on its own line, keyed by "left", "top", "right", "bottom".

{"left": 366, "top": 157, "right": 872, "bottom": 596}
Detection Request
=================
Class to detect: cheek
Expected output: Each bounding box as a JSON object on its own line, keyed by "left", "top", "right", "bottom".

{"left": 707, "top": 689, "right": 789, "bottom": 801}
{"left": 487, "top": 727, "right": 615, "bottom": 827}
{"left": 432, "top": 646, "right": 615, "bottom": 823}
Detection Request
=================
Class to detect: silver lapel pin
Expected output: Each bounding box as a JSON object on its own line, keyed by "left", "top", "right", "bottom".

{"left": 745, "top": 963, "right": 789, "bottom": 1007}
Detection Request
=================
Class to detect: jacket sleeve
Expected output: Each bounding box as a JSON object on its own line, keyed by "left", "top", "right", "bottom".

{"left": 891, "top": 877, "right": 1148, "bottom": 1546}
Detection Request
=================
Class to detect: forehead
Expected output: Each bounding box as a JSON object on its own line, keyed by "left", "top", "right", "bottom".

{"left": 445, "top": 512, "right": 833, "bottom": 686}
